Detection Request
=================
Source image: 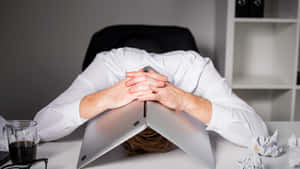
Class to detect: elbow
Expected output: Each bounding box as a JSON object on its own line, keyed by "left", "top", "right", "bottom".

{"left": 208, "top": 103, "right": 269, "bottom": 147}
{"left": 38, "top": 128, "right": 72, "bottom": 142}
{"left": 225, "top": 110, "right": 269, "bottom": 147}
{"left": 221, "top": 121, "right": 255, "bottom": 147}
{"left": 34, "top": 108, "right": 75, "bottom": 142}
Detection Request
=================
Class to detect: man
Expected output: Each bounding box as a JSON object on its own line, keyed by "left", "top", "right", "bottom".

{"left": 34, "top": 47, "right": 268, "bottom": 148}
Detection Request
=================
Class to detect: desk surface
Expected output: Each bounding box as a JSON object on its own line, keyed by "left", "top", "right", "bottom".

{"left": 3, "top": 122, "right": 300, "bottom": 169}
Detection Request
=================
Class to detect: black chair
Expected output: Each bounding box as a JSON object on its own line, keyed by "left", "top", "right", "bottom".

{"left": 82, "top": 25, "right": 199, "bottom": 71}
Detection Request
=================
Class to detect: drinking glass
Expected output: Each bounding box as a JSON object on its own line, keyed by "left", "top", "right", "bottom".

{"left": 2, "top": 120, "right": 38, "bottom": 165}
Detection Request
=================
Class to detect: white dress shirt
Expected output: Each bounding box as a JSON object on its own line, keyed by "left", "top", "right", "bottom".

{"left": 34, "top": 47, "right": 269, "bottom": 147}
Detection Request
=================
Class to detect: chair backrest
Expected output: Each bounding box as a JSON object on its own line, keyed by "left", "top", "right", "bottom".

{"left": 82, "top": 25, "right": 199, "bottom": 71}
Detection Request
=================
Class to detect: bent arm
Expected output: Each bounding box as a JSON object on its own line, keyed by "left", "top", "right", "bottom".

{"left": 191, "top": 59, "right": 269, "bottom": 147}
{"left": 34, "top": 76, "right": 95, "bottom": 141}
{"left": 34, "top": 52, "right": 115, "bottom": 142}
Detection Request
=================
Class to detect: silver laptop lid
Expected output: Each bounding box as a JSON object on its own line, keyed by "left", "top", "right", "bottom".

{"left": 146, "top": 101, "right": 215, "bottom": 169}
{"left": 77, "top": 101, "right": 146, "bottom": 169}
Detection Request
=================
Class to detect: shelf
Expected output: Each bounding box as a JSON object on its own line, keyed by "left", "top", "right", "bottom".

{"left": 234, "top": 18, "right": 297, "bottom": 23}
{"left": 295, "top": 91, "right": 300, "bottom": 121}
{"left": 222, "top": 0, "right": 300, "bottom": 122}
{"left": 235, "top": 0, "right": 298, "bottom": 19}
{"left": 233, "top": 22, "right": 297, "bottom": 87}
{"left": 232, "top": 75, "right": 293, "bottom": 89}
{"left": 264, "top": 0, "right": 298, "bottom": 19}
{"left": 234, "top": 89, "right": 293, "bottom": 121}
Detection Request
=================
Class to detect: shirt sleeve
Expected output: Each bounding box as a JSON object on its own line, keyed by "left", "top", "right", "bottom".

{"left": 194, "top": 58, "right": 269, "bottom": 147}
{"left": 34, "top": 52, "right": 116, "bottom": 142}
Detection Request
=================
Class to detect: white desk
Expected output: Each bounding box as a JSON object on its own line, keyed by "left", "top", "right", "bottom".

{"left": 4, "top": 122, "right": 300, "bottom": 169}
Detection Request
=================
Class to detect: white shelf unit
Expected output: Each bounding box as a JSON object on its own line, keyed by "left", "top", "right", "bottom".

{"left": 235, "top": 89, "right": 293, "bottom": 121}
{"left": 295, "top": 90, "right": 300, "bottom": 120}
{"left": 235, "top": 18, "right": 298, "bottom": 23}
{"left": 263, "top": 0, "right": 298, "bottom": 19}
{"left": 233, "top": 22, "right": 297, "bottom": 88}
{"left": 215, "top": 0, "right": 300, "bottom": 121}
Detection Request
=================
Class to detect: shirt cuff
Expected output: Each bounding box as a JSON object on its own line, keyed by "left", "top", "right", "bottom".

{"left": 70, "top": 99, "right": 89, "bottom": 125}
{"left": 206, "top": 103, "right": 231, "bottom": 134}
{"left": 57, "top": 99, "right": 88, "bottom": 127}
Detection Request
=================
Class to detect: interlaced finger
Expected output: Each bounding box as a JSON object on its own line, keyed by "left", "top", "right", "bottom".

{"left": 136, "top": 93, "right": 159, "bottom": 101}
{"left": 126, "top": 76, "right": 165, "bottom": 88}
{"left": 126, "top": 69, "right": 168, "bottom": 81}
{"left": 130, "top": 90, "right": 154, "bottom": 98}
{"left": 128, "top": 83, "right": 157, "bottom": 93}
{"left": 148, "top": 69, "right": 168, "bottom": 81}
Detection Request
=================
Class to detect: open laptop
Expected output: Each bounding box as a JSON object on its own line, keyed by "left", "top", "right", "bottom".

{"left": 77, "top": 101, "right": 146, "bottom": 169}
{"left": 146, "top": 101, "right": 215, "bottom": 168}
{"left": 77, "top": 100, "right": 215, "bottom": 169}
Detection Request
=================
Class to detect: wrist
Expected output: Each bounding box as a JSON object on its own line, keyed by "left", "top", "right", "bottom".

{"left": 95, "top": 88, "right": 111, "bottom": 110}
{"left": 181, "top": 91, "right": 194, "bottom": 112}
{"left": 182, "top": 93, "right": 213, "bottom": 124}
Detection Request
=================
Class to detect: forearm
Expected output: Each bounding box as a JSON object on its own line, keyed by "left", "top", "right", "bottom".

{"left": 79, "top": 89, "right": 110, "bottom": 119}
{"left": 182, "top": 93, "right": 212, "bottom": 124}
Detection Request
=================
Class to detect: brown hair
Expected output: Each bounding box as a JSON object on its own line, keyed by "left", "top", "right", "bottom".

{"left": 122, "top": 127, "right": 175, "bottom": 155}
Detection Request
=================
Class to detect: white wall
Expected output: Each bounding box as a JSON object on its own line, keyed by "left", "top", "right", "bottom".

{"left": 0, "top": 0, "right": 216, "bottom": 120}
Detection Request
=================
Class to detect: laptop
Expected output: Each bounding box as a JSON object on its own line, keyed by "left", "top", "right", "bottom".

{"left": 146, "top": 101, "right": 215, "bottom": 168}
{"left": 77, "top": 101, "right": 146, "bottom": 169}
{"left": 77, "top": 100, "right": 215, "bottom": 169}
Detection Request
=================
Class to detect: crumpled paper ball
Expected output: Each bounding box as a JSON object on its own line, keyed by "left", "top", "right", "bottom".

{"left": 288, "top": 134, "right": 299, "bottom": 148}
{"left": 251, "top": 130, "right": 284, "bottom": 157}
{"left": 289, "top": 147, "right": 300, "bottom": 168}
{"left": 237, "top": 153, "right": 265, "bottom": 169}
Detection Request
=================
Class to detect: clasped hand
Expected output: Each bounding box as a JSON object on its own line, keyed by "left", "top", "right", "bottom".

{"left": 81, "top": 68, "right": 211, "bottom": 123}
{"left": 107, "top": 69, "right": 188, "bottom": 112}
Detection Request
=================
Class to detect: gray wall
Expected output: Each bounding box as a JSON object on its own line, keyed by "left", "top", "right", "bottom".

{"left": 0, "top": 0, "right": 217, "bottom": 120}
